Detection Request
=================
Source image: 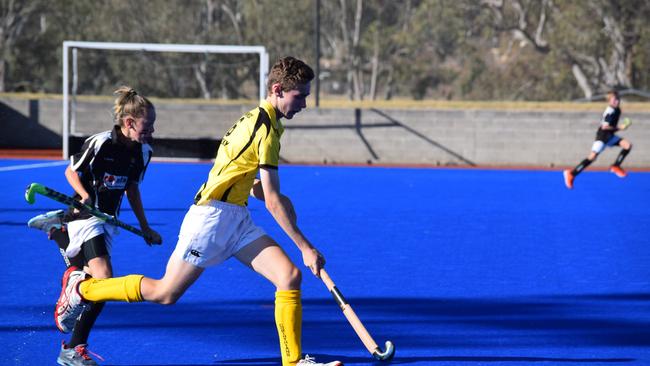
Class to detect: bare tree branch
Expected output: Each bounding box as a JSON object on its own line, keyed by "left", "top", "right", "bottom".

{"left": 481, "top": 0, "right": 550, "bottom": 53}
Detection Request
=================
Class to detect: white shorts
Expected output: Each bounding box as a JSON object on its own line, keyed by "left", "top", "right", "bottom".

{"left": 65, "top": 216, "right": 117, "bottom": 257}
{"left": 171, "top": 200, "right": 266, "bottom": 268}
{"left": 591, "top": 135, "right": 621, "bottom": 153}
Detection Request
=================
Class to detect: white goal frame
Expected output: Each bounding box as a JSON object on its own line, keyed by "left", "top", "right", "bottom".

{"left": 61, "top": 41, "right": 269, "bottom": 159}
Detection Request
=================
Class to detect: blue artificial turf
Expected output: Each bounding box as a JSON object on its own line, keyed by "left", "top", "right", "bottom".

{"left": 1, "top": 159, "right": 649, "bottom": 365}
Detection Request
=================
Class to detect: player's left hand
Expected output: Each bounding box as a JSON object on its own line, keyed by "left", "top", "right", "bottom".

{"left": 143, "top": 227, "right": 162, "bottom": 246}
{"left": 620, "top": 117, "right": 632, "bottom": 130}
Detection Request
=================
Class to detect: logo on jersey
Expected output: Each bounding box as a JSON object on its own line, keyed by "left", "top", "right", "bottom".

{"left": 190, "top": 249, "right": 202, "bottom": 257}
{"left": 102, "top": 173, "right": 128, "bottom": 189}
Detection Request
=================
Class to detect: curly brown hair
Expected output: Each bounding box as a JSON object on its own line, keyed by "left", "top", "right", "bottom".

{"left": 266, "top": 57, "right": 314, "bottom": 94}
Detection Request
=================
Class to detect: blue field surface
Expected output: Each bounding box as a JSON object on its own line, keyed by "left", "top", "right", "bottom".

{"left": 1, "top": 159, "right": 649, "bottom": 365}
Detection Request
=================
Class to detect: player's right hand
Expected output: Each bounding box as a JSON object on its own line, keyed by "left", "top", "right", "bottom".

{"left": 73, "top": 195, "right": 92, "bottom": 215}
{"left": 302, "top": 247, "right": 325, "bottom": 277}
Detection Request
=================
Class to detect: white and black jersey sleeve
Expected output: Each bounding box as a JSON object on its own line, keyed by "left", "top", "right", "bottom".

{"left": 70, "top": 131, "right": 112, "bottom": 172}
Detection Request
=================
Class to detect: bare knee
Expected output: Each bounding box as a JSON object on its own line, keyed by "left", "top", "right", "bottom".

{"left": 87, "top": 256, "right": 113, "bottom": 279}
{"left": 587, "top": 152, "right": 598, "bottom": 161}
{"left": 141, "top": 279, "right": 184, "bottom": 305}
{"left": 157, "top": 293, "right": 182, "bottom": 305}
{"left": 89, "top": 268, "right": 112, "bottom": 279}
{"left": 151, "top": 288, "right": 184, "bottom": 305}
{"left": 277, "top": 265, "right": 302, "bottom": 290}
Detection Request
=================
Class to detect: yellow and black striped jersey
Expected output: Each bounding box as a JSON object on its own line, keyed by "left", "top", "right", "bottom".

{"left": 194, "top": 100, "right": 283, "bottom": 206}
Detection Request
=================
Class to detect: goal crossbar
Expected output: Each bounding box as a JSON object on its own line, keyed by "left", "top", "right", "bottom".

{"left": 61, "top": 41, "right": 269, "bottom": 159}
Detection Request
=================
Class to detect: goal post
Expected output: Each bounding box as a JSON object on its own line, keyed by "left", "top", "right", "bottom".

{"left": 61, "top": 41, "right": 269, "bottom": 159}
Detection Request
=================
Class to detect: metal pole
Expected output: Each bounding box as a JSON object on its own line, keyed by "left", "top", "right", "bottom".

{"left": 314, "top": 0, "right": 321, "bottom": 107}
{"left": 62, "top": 43, "right": 69, "bottom": 160}
{"left": 71, "top": 48, "right": 78, "bottom": 139}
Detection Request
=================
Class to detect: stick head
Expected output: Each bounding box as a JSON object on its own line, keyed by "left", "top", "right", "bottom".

{"left": 372, "top": 340, "right": 395, "bottom": 361}
{"left": 25, "top": 183, "right": 39, "bottom": 204}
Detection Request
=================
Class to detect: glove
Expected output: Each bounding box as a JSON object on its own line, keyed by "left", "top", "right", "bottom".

{"left": 619, "top": 117, "right": 632, "bottom": 130}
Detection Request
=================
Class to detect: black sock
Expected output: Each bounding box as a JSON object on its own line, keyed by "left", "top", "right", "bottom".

{"left": 50, "top": 228, "right": 69, "bottom": 251}
{"left": 614, "top": 147, "right": 631, "bottom": 166}
{"left": 67, "top": 302, "right": 105, "bottom": 347}
{"left": 572, "top": 159, "right": 592, "bottom": 176}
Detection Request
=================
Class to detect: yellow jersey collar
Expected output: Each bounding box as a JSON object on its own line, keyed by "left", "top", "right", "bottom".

{"left": 260, "top": 100, "right": 283, "bottom": 134}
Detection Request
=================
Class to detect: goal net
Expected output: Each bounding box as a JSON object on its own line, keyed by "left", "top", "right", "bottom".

{"left": 61, "top": 41, "right": 269, "bottom": 159}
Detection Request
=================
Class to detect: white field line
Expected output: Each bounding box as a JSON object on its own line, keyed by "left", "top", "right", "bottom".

{"left": 0, "top": 161, "right": 68, "bottom": 172}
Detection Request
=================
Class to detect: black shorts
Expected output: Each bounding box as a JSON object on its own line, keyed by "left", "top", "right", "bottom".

{"left": 51, "top": 229, "right": 109, "bottom": 267}
{"left": 80, "top": 234, "right": 110, "bottom": 264}
{"left": 595, "top": 128, "right": 615, "bottom": 143}
{"left": 67, "top": 235, "right": 110, "bottom": 267}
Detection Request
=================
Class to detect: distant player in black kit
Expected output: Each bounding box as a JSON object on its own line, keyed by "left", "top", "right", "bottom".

{"left": 564, "top": 90, "right": 632, "bottom": 189}
{"left": 29, "top": 86, "right": 162, "bottom": 366}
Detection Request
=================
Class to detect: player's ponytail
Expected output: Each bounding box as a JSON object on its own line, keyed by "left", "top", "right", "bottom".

{"left": 113, "top": 86, "right": 154, "bottom": 126}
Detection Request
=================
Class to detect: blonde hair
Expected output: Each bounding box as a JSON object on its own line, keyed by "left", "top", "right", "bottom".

{"left": 113, "top": 86, "right": 154, "bottom": 126}
{"left": 607, "top": 90, "right": 619, "bottom": 100}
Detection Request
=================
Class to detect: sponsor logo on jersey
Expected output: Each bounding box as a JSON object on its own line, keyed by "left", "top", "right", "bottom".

{"left": 102, "top": 173, "right": 128, "bottom": 190}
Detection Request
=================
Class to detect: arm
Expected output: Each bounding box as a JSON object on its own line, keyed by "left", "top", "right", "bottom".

{"left": 65, "top": 165, "right": 92, "bottom": 206}
{"left": 601, "top": 107, "right": 623, "bottom": 131}
{"left": 618, "top": 117, "right": 632, "bottom": 131}
{"left": 259, "top": 167, "right": 324, "bottom": 276}
{"left": 125, "top": 183, "right": 162, "bottom": 245}
{"left": 250, "top": 178, "right": 297, "bottom": 223}
{"left": 250, "top": 178, "right": 265, "bottom": 200}
{"left": 600, "top": 124, "right": 616, "bottom": 131}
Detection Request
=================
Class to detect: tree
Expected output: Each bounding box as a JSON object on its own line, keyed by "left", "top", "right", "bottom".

{"left": 481, "top": 0, "right": 650, "bottom": 99}
{"left": 553, "top": 0, "right": 650, "bottom": 98}
{"left": 1, "top": 1, "right": 648, "bottom": 100}
{"left": 0, "top": 0, "right": 43, "bottom": 91}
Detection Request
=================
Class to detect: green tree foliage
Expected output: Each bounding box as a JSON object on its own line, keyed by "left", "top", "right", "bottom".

{"left": 1, "top": 0, "right": 648, "bottom": 100}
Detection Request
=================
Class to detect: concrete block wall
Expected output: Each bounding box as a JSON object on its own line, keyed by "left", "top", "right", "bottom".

{"left": 2, "top": 95, "right": 648, "bottom": 167}
{"left": 283, "top": 108, "right": 649, "bottom": 167}
{"left": 0, "top": 97, "right": 63, "bottom": 148}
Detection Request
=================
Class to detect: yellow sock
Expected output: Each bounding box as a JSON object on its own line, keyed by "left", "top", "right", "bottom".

{"left": 275, "top": 290, "right": 302, "bottom": 366}
{"left": 79, "top": 275, "right": 144, "bottom": 303}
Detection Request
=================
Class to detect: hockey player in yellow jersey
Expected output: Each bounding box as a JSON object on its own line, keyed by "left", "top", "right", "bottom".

{"left": 54, "top": 57, "right": 342, "bottom": 366}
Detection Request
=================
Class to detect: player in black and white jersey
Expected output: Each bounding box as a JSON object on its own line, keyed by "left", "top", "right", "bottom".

{"left": 563, "top": 90, "right": 633, "bottom": 189}
{"left": 29, "top": 86, "right": 162, "bottom": 366}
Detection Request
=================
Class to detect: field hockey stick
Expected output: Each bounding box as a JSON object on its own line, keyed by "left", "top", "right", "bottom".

{"left": 319, "top": 269, "right": 395, "bottom": 361}
{"left": 25, "top": 182, "right": 152, "bottom": 241}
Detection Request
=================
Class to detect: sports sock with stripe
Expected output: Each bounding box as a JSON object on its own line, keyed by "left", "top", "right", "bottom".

{"left": 275, "top": 290, "right": 302, "bottom": 366}
{"left": 68, "top": 301, "right": 105, "bottom": 347}
{"left": 572, "top": 158, "right": 592, "bottom": 176}
{"left": 614, "top": 147, "right": 631, "bottom": 166}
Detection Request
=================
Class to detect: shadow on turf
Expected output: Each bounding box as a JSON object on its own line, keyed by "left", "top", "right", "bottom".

{"left": 6, "top": 295, "right": 649, "bottom": 366}
{"left": 211, "top": 354, "right": 634, "bottom": 365}
{"left": 0, "top": 207, "right": 187, "bottom": 213}
{"left": 47, "top": 354, "right": 639, "bottom": 366}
